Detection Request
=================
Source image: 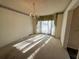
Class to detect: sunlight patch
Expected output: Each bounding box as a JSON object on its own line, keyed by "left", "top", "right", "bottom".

{"left": 13, "top": 34, "right": 46, "bottom": 53}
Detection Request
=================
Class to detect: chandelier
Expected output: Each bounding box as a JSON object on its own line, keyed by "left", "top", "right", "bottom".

{"left": 29, "top": 0, "right": 39, "bottom": 18}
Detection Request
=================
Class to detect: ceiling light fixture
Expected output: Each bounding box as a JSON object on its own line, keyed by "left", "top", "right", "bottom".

{"left": 29, "top": 0, "right": 39, "bottom": 18}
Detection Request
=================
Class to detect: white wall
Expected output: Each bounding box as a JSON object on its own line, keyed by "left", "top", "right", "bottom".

{"left": 0, "top": 7, "right": 33, "bottom": 47}
{"left": 60, "top": 0, "right": 79, "bottom": 48}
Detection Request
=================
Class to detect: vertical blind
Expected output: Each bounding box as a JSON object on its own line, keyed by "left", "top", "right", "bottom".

{"left": 36, "top": 20, "right": 55, "bottom": 35}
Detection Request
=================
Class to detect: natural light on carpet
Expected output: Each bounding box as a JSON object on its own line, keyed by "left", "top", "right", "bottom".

{"left": 13, "top": 34, "right": 50, "bottom": 53}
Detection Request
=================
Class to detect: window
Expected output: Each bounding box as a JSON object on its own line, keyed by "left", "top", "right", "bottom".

{"left": 36, "top": 20, "right": 55, "bottom": 35}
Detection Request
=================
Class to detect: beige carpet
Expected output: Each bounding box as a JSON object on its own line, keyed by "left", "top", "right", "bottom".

{"left": 0, "top": 34, "right": 70, "bottom": 59}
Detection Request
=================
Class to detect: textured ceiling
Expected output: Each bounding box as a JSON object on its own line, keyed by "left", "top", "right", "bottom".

{"left": 0, "top": 0, "right": 71, "bottom": 16}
